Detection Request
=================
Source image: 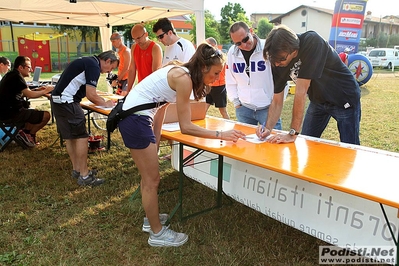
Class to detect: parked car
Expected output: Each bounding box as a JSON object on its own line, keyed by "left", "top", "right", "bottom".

{"left": 367, "top": 48, "right": 399, "bottom": 69}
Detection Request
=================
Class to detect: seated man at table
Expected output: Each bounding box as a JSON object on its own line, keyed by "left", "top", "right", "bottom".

{"left": 0, "top": 56, "right": 54, "bottom": 147}
{"left": 51, "top": 50, "right": 118, "bottom": 187}
{"left": 0, "top": 56, "right": 11, "bottom": 80}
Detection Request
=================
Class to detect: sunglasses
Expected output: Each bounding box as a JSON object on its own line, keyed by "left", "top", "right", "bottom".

{"left": 206, "top": 49, "right": 222, "bottom": 60}
{"left": 235, "top": 34, "right": 250, "bottom": 46}
{"left": 157, "top": 32, "right": 167, "bottom": 40}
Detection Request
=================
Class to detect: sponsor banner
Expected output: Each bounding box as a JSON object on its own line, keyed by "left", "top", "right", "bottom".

{"left": 331, "top": 13, "right": 365, "bottom": 29}
{"left": 341, "top": 2, "right": 367, "bottom": 14}
{"left": 319, "top": 246, "right": 396, "bottom": 264}
{"left": 329, "top": 27, "right": 362, "bottom": 43}
{"left": 172, "top": 143, "right": 399, "bottom": 263}
{"left": 329, "top": 0, "right": 368, "bottom": 52}
{"left": 329, "top": 40, "right": 359, "bottom": 54}
{"left": 331, "top": 0, "right": 368, "bottom": 19}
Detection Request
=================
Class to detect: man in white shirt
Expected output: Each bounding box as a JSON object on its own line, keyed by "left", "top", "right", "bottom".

{"left": 226, "top": 21, "right": 282, "bottom": 128}
{"left": 152, "top": 17, "right": 195, "bottom": 65}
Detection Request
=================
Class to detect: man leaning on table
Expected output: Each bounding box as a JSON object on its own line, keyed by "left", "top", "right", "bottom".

{"left": 51, "top": 50, "right": 119, "bottom": 186}
{"left": 256, "top": 25, "right": 361, "bottom": 145}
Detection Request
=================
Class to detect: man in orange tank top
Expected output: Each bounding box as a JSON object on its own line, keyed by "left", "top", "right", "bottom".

{"left": 110, "top": 32, "right": 131, "bottom": 96}
{"left": 127, "top": 24, "right": 163, "bottom": 94}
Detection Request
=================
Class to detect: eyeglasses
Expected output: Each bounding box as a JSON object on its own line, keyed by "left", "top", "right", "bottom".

{"left": 234, "top": 34, "right": 250, "bottom": 47}
{"left": 133, "top": 32, "right": 146, "bottom": 41}
{"left": 157, "top": 32, "right": 167, "bottom": 40}
{"left": 273, "top": 53, "right": 290, "bottom": 63}
{"left": 206, "top": 49, "right": 222, "bottom": 60}
{"left": 23, "top": 65, "right": 32, "bottom": 70}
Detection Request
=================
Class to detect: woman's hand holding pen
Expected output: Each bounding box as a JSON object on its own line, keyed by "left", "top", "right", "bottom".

{"left": 219, "top": 129, "right": 247, "bottom": 143}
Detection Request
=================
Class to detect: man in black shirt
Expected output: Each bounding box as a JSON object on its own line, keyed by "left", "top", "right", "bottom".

{"left": 257, "top": 25, "right": 361, "bottom": 145}
{"left": 0, "top": 56, "right": 53, "bottom": 146}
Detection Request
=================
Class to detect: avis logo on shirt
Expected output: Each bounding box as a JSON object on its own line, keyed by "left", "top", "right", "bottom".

{"left": 230, "top": 61, "right": 267, "bottom": 73}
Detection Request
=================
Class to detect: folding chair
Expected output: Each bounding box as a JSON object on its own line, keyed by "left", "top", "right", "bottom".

{"left": 0, "top": 121, "right": 27, "bottom": 152}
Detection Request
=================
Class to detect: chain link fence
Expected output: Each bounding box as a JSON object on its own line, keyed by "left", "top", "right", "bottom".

{"left": 0, "top": 39, "right": 103, "bottom": 72}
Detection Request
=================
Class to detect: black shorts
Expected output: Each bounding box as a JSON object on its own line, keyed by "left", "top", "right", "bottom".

{"left": 119, "top": 79, "right": 128, "bottom": 92}
{"left": 51, "top": 101, "right": 88, "bottom": 139}
{"left": 5, "top": 108, "right": 44, "bottom": 125}
{"left": 206, "top": 85, "right": 227, "bottom": 108}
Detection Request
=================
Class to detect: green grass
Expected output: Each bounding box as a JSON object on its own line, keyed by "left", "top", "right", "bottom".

{"left": 0, "top": 72, "right": 398, "bottom": 265}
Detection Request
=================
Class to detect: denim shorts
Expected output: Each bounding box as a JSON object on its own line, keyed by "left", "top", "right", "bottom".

{"left": 118, "top": 114, "right": 156, "bottom": 149}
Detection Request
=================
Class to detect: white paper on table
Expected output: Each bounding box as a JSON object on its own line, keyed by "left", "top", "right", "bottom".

{"left": 244, "top": 133, "right": 272, "bottom": 144}
{"left": 107, "top": 95, "right": 124, "bottom": 100}
{"left": 81, "top": 100, "right": 92, "bottom": 105}
{"left": 162, "top": 122, "right": 180, "bottom": 131}
{"left": 95, "top": 106, "right": 114, "bottom": 110}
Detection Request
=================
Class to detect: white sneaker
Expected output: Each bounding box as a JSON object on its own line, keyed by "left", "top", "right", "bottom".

{"left": 142, "top": 213, "right": 169, "bottom": 233}
{"left": 148, "top": 225, "right": 188, "bottom": 247}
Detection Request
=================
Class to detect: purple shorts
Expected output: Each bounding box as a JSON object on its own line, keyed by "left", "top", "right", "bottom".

{"left": 118, "top": 114, "right": 156, "bottom": 149}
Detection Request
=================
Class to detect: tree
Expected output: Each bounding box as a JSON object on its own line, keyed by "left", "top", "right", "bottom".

{"left": 53, "top": 25, "right": 99, "bottom": 56}
{"left": 219, "top": 2, "right": 251, "bottom": 45}
{"left": 112, "top": 21, "right": 158, "bottom": 45}
{"left": 189, "top": 10, "right": 220, "bottom": 44}
{"left": 256, "top": 18, "right": 273, "bottom": 39}
{"left": 112, "top": 24, "right": 134, "bottom": 43}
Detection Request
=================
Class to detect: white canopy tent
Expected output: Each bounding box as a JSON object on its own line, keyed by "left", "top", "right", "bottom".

{"left": 0, "top": 0, "right": 205, "bottom": 51}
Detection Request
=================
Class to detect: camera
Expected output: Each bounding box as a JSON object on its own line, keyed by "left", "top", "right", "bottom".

{"left": 106, "top": 73, "right": 118, "bottom": 85}
{"left": 106, "top": 73, "right": 119, "bottom": 93}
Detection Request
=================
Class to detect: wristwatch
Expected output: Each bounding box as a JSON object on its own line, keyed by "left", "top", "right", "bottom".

{"left": 289, "top": 129, "right": 299, "bottom": 136}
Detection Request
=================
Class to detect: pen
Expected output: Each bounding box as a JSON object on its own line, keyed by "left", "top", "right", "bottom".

{"left": 261, "top": 122, "right": 266, "bottom": 133}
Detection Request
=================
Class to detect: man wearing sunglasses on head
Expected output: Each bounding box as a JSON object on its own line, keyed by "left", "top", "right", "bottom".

{"left": 152, "top": 17, "right": 196, "bottom": 65}
{"left": 225, "top": 21, "right": 283, "bottom": 129}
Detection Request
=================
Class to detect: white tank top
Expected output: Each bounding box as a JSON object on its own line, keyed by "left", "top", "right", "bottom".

{"left": 122, "top": 65, "right": 190, "bottom": 118}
